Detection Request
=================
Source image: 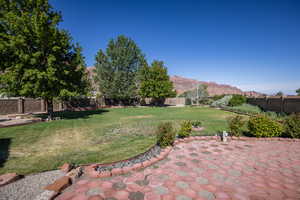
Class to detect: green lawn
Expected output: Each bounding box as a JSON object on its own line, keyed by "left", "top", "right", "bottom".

{"left": 0, "top": 106, "right": 235, "bottom": 175}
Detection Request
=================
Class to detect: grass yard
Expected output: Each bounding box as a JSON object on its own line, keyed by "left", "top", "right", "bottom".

{"left": 0, "top": 106, "right": 235, "bottom": 175}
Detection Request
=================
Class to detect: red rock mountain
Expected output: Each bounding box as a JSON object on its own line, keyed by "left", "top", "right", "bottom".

{"left": 170, "top": 75, "right": 263, "bottom": 97}
{"left": 86, "top": 67, "right": 263, "bottom": 97}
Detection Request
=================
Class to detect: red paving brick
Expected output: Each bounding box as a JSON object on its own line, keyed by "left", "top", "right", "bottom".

{"left": 56, "top": 140, "right": 300, "bottom": 200}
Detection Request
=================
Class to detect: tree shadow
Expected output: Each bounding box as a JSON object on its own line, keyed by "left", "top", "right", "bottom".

{"left": 0, "top": 138, "right": 11, "bottom": 168}
{"left": 35, "top": 109, "right": 109, "bottom": 120}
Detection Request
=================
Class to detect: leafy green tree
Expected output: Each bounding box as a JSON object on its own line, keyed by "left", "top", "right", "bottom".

{"left": 0, "top": 0, "right": 89, "bottom": 119}
{"left": 139, "top": 60, "right": 176, "bottom": 105}
{"left": 95, "top": 35, "right": 146, "bottom": 104}
{"left": 296, "top": 88, "right": 300, "bottom": 96}
{"left": 276, "top": 91, "right": 284, "bottom": 96}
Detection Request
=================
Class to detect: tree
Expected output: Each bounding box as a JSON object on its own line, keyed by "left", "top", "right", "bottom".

{"left": 139, "top": 60, "right": 176, "bottom": 105}
{"left": 0, "top": 0, "right": 89, "bottom": 119}
{"left": 94, "top": 35, "right": 146, "bottom": 104}
{"left": 276, "top": 91, "right": 284, "bottom": 96}
{"left": 178, "top": 84, "right": 208, "bottom": 105}
{"left": 296, "top": 88, "right": 300, "bottom": 96}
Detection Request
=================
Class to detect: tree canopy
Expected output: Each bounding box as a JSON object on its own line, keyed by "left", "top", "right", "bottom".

{"left": 0, "top": 0, "right": 89, "bottom": 117}
{"left": 139, "top": 60, "right": 176, "bottom": 105}
{"left": 94, "top": 35, "right": 146, "bottom": 103}
{"left": 296, "top": 88, "right": 300, "bottom": 96}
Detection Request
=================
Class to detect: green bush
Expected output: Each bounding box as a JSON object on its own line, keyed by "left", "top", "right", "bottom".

{"left": 227, "top": 115, "right": 246, "bottom": 137}
{"left": 228, "top": 94, "right": 247, "bottom": 107}
{"left": 212, "top": 94, "right": 226, "bottom": 101}
{"left": 191, "top": 120, "right": 202, "bottom": 127}
{"left": 248, "top": 115, "right": 283, "bottom": 137}
{"left": 185, "top": 98, "right": 192, "bottom": 105}
{"left": 178, "top": 120, "right": 192, "bottom": 138}
{"left": 156, "top": 122, "right": 176, "bottom": 148}
{"left": 284, "top": 113, "right": 300, "bottom": 138}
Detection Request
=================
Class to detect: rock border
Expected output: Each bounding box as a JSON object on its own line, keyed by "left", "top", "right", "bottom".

{"left": 0, "top": 118, "right": 42, "bottom": 128}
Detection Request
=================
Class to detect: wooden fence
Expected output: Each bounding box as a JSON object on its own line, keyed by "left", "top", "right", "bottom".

{"left": 247, "top": 96, "right": 300, "bottom": 114}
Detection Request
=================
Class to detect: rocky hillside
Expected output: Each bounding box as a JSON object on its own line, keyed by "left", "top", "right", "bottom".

{"left": 170, "top": 75, "right": 263, "bottom": 97}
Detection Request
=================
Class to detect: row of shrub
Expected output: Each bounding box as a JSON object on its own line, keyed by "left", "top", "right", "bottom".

{"left": 157, "top": 120, "right": 200, "bottom": 147}
{"left": 228, "top": 113, "right": 300, "bottom": 138}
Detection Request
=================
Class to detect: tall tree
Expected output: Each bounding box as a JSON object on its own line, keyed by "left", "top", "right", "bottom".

{"left": 0, "top": 0, "right": 89, "bottom": 119}
{"left": 296, "top": 88, "right": 300, "bottom": 96}
{"left": 94, "top": 35, "right": 146, "bottom": 104}
{"left": 139, "top": 60, "right": 176, "bottom": 105}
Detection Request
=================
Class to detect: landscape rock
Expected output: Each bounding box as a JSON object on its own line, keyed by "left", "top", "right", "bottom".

{"left": 66, "top": 167, "right": 82, "bottom": 182}
{"left": 0, "top": 173, "right": 21, "bottom": 186}
{"left": 44, "top": 176, "right": 71, "bottom": 192}
{"left": 59, "top": 163, "right": 72, "bottom": 173}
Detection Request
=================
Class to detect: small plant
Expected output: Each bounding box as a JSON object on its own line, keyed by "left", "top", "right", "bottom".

{"left": 248, "top": 114, "right": 283, "bottom": 137}
{"left": 178, "top": 120, "right": 192, "bottom": 138}
{"left": 284, "top": 113, "right": 300, "bottom": 138}
{"left": 228, "top": 94, "right": 247, "bottom": 107}
{"left": 191, "top": 120, "right": 202, "bottom": 128}
{"left": 227, "top": 115, "right": 245, "bottom": 137}
{"left": 156, "top": 122, "right": 176, "bottom": 148}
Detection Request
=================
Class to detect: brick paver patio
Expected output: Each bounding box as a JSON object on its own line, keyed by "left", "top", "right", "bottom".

{"left": 57, "top": 140, "right": 300, "bottom": 200}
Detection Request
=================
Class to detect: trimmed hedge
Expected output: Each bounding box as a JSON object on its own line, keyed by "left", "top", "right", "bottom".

{"left": 227, "top": 115, "right": 246, "bottom": 137}
{"left": 248, "top": 115, "right": 283, "bottom": 137}
{"left": 156, "top": 122, "right": 176, "bottom": 148}
{"left": 178, "top": 120, "right": 192, "bottom": 138}
{"left": 228, "top": 94, "right": 247, "bottom": 107}
{"left": 284, "top": 113, "right": 300, "bottom": 138}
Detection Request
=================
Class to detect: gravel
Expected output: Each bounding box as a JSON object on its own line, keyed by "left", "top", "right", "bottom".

{"left": 96, "top": 145, "right": 161, "bottom": 173}
{"left": 0, "top": 170, "right": 64, "bottom": 200}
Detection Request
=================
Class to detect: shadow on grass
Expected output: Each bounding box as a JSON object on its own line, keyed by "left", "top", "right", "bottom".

{"left": 0, "top": 138, "right": 11, "bottom": 168}
{"left": 35, "top": 109, "right": 109, "bottom": 120}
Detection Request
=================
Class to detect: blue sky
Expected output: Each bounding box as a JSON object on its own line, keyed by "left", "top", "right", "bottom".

{"left": 51, "top": 0, "right": 300, "bottom": 95}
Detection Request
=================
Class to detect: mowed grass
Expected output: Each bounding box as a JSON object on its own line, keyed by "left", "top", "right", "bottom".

{"left": 0, "top": 106, "right": 235, "bottom": 175}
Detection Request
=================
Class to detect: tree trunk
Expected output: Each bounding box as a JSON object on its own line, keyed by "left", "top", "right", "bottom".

{"left": 46, "top": 99, "right": 54, "bottom": 120}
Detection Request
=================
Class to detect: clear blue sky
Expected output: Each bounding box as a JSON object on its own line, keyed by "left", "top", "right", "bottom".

{"left": 51, "top": 0, "right": 300, "bottom": 95}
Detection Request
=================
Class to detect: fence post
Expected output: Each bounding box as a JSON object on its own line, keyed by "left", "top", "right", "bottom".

{"left": 59, "top": 102, "right": 63, "bottom": 111}
{"left": 281, "top": 96, "right": 285, "bottom": 113}
{"left": 18, "top": 98, "right": 24, "bottom": 114}
{"left": 41, "top": 99, "right": 46, "bottom": 112}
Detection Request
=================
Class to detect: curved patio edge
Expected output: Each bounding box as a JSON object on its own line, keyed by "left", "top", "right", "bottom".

{"left": 84, "top": 135, "right": 300, "bottom": 179}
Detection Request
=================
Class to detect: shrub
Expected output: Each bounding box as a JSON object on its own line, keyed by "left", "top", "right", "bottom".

{"left": 191, "top": 120, "right": 202, "bottom": 128}
{"left": 199, "top": 98, "right": 214, "bottom": 105}
{"left": 284, "top": 113, "right": 300, "bottom": 138}
{"left": 178, "top": 120, "right": 192, "bottom": 138}
{"left": 212, "top": 94, "right": 226, "bottom": 101}
{"left": 224, "top": 103, "right": 262, "bottom": 115}
{"left": 248, "top": 115, "right": 283, "bottom": 137}
{"left": 227, "top": 115, "right": 246, "bottom": 137}
{"left": 211, "top": 95, "right": 232, "bottom": 107}
{"left": 228, "top": 94, "right": 247, "bottom": 107}
{"left": 156, "top": 122, "right": 176, "bottom": 148}
{"left": 185, "top": 98, "right": 192, "bottom": 105}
